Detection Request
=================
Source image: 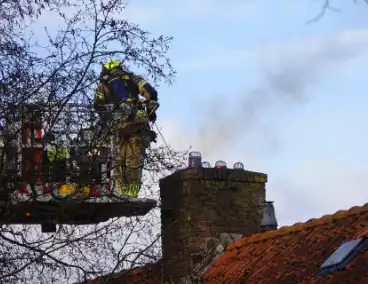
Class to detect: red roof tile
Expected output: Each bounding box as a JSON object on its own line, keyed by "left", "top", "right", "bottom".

{"left": 85, "top": 203, "right": 368, "bottom": 284}
{"left": 202, "top": 202, "right": 368, "bottom": 284}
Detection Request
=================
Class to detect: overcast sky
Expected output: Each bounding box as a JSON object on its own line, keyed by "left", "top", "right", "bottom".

{"left": 121, "top": 0, "right": 368, "bottom": 227}
{"left": 29, "top": 0, "right": 368, "bottom": 228}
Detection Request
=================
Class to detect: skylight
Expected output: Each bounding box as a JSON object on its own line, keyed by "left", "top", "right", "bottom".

{"left": 315, "top": 238, "right": 366, "bottom": 277}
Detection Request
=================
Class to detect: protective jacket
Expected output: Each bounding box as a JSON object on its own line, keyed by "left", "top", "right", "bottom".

{"left": 94, "top": 68, "right": 158, "bottom": 107}
{"left": 94, "top": 67, "right": 158, "bottom": 142}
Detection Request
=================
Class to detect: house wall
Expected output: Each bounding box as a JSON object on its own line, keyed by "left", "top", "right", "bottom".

{"left": 159, "top": 167, "right": 267, "bottom": 283}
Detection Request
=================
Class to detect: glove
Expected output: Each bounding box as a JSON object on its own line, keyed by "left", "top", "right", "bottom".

{"left": 147, "top": 100, "right": 159, "bottom": 122}
{"left": 149, "top": 130, "right": 157, "bottom": 143}
{"left": 148, "top": 112, "right": 157, "bottom": 122}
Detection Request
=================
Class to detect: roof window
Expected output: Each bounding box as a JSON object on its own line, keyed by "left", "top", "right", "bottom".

{"left": 315, "top": 238, "right": 366, "bottom": 277}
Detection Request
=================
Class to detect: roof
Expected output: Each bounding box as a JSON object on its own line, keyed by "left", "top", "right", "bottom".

{"left": 83, "top": 203, "right": 368, "bottom": 284}
{"left": 83, "top": 262, "right": 162, "bottom": 284}
{"left": 202, "top": 202, "right": 368, "bottom": 284}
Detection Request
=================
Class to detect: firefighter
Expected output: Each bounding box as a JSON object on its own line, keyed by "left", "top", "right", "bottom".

{"left": 46, "top": 141, "right": 67, "bottom": 162}
{"left": 94, "top": 59, "right": 158, "bottom": 197}
{"left": 46, "top": 139, "right": 68, "bottom": 183}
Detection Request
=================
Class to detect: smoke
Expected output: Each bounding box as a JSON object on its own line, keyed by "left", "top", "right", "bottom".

{"left": 164, "top": 29, "right": 368, "bottom": 159}
{"left": 259, "top": 29, "right": 368, "bottom": 98}
{"left": 160, "top": 87, "right": 280, "bottom": 163}
{"left": 193, "top": 88, "right": 275, "bottom": 156}
{"left": 157, "top": 29, "right": 368, "bottom": 226}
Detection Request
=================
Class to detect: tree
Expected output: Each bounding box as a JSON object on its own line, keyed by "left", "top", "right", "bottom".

{"left": 0, "top": 0, "right": 185, "bottom": 283}
{"left": 309, "top": 0, "right": 368, "bottom": 23}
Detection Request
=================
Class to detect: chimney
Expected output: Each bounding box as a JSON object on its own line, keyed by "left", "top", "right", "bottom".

{"left": 260, "top": 201, "right": 278, "bottom": 232}
{"left": 159, "top": 152, "right": 267, "bottom": 283}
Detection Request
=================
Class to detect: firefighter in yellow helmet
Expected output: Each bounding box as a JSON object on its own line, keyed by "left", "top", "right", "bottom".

{"left": 94, "top": 59, "right": 158, "bottom": 197}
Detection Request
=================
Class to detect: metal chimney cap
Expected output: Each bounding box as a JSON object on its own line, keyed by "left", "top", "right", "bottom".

{"left": 261, "top": 200, "right": 278, "bottom": 232}
{"left": 189, "top": 151, "right": 201, "bottom": 157}
{"left": 188, "top": 151, "right": 202, "bottom": 168}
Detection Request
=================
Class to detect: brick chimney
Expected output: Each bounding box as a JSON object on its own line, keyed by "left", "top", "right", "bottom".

{"left": 159, "top": 152, "right": 267, "bottom": 283}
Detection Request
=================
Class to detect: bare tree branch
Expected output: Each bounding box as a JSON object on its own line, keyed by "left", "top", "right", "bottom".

{"left": 0, "top": 1, "right": 184, "bottom": 283}
{"left": 307, "top": 0, "right": 368, "bottom": 24}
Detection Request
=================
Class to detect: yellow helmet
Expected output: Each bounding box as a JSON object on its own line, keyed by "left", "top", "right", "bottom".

{"left": 103, "top": 59, "right": 121, "bottom": 71}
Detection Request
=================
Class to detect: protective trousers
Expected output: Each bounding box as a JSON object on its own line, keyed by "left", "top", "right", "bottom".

{"left": 113, "top": 104, "right": 150, "bottom": 197}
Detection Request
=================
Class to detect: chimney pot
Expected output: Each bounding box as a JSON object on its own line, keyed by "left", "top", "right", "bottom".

{"left": 188, "top": 151, "right": 202, "bottom": 168}
{"left": 260, "top": 201, "right": 278, "bottom": 232}
{"left": 201, "top": 161, "right": 211, "bottom": 168}
{"left": 233, "top": 162, "right": 244, "bottom": 169}
{"left": 215, "top": 160, "right": 227, "bottom": 169}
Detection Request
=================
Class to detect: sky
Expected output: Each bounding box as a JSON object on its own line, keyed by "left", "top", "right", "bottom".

{"left": 27, "top": 0, "right": 368, "bottom": 228}
{"left": 122, "top": 0, "right": 368, "bottom": 227}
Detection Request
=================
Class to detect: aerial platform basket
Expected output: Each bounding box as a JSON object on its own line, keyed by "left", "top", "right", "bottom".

{"left": 0, "top": 190, "right": 157, "bottom": 233}
{"left": 0, "top": 103, "right": 157, "bottom": 233}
